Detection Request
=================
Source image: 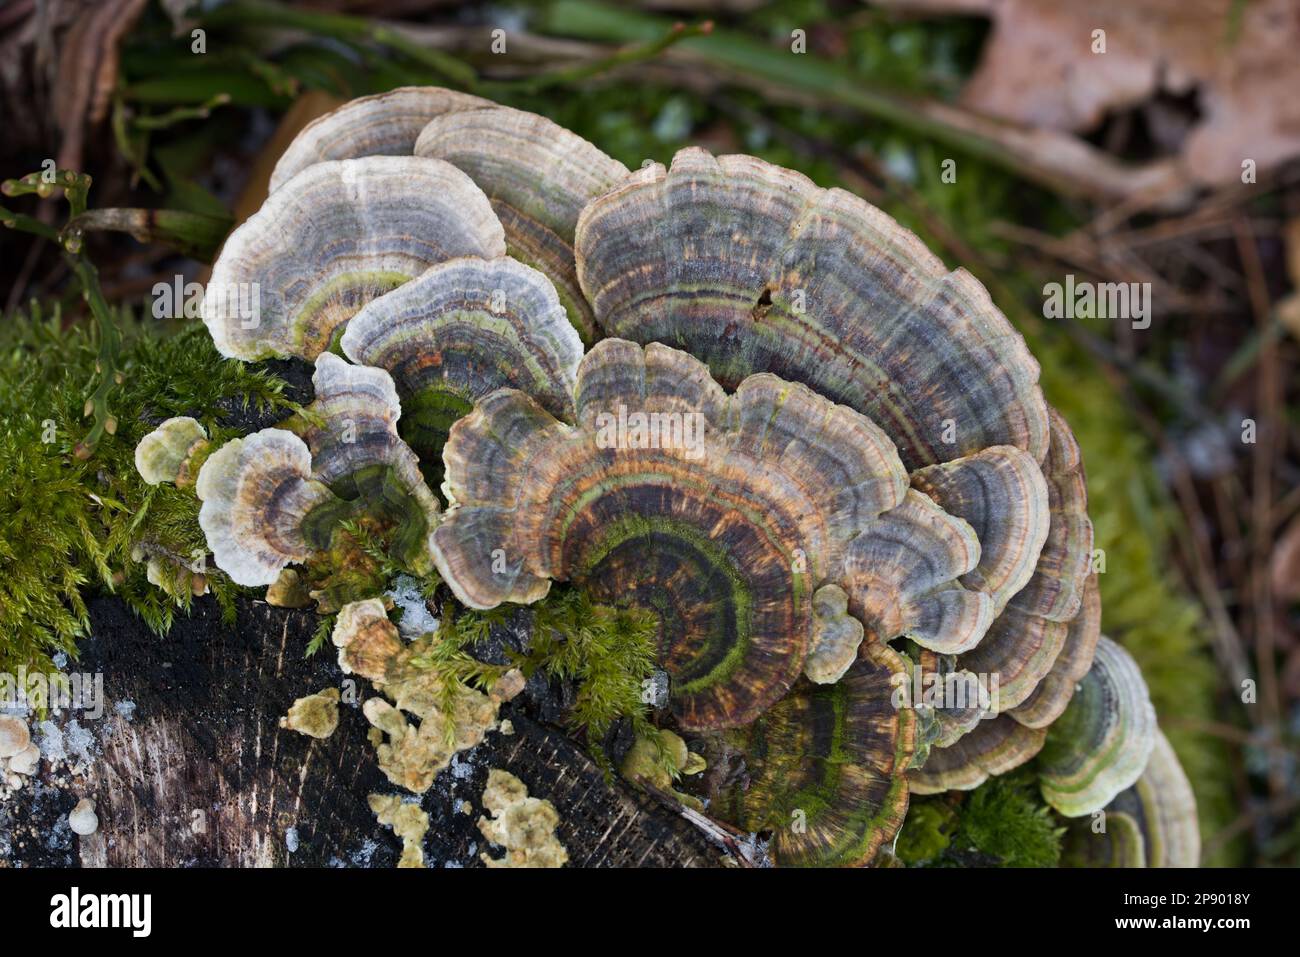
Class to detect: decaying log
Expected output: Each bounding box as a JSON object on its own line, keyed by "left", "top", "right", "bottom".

{"left": 1, "top": 595, "right": 723, "bottom": 868}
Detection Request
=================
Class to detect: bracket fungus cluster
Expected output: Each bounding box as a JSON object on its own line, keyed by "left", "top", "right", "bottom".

{"left": 142, "top": 86, "right": 1199, "bottom": 867}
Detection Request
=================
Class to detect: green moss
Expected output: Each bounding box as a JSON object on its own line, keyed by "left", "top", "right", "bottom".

{"left": 900, "top": 772, "right": 1064, "bottom": 868}
{"left": 0, "top": 304, "right": 291, "bottom": 674}
{"left": 429, "top": 585, "right": 658, "bottom": 769}
{"left": 895, "top": 800, "right": 958, "bottom": 864}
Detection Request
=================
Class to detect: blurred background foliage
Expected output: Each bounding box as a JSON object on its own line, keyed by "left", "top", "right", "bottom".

{"left": 2, "top": 0, "right": 1297, "bottom": 866}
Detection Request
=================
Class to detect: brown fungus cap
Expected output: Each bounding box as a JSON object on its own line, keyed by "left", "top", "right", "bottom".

{"left": 283, "top": 353, "right": 441, "bottom": 536}
{"left": 1011, "top": 573, "right": 1103, "bottom": 729}
{"left": 339, "top": 255, "right": 583, "bottom": 469}
{"left": 839, "top": 489, "right": 993, "bottom": 654}
{"left": 727, "top": 641, "right": 917, "bottom": 867}
{"left": 909, "top": 715, "right": 1048, "bottom": 795}
{"left": 574, "top": 147, "right": 1049, "bottom": 470}
{"left": 204, "top": 156, "right": 504, "bottom": 362}
{"left": 269, "top": 86, "right": 490, "bottom": 193}
{"left": 416, "top": 106, "right": 630, "bottom": 344}
{"left": 907, "top": 408, "right": 1096, "bottom": 773}
{"left": 909, "top": 445, "right": 1049, "bottom": 615}
{"left": 432, "top": 338, "right": 914, "bottom": 730}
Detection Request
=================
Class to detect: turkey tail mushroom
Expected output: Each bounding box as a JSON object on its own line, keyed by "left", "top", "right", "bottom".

{"left": 280, "top": 353, "right": 441, "bottom": 570}
{"left": 195, "top": 429, "right": 339, "bottom": 587}
{"left": 1063, "top": 729, "right": 1200, "bottom": 868}
{"left": 574, "top": 147, "right": 1049, "bottom": 469}
{"left": 1038, "top": 636, "right": 1158, "bottom": 817}
{"left": 339, "top": 255, "right": 583, "bottom": 473}
{"left": 727, "top": 641, "right": 917, "bottom": 867}
{"left": 204, "top": 156, "right": 505, "bottom": 362}
{"left": 268, "top": 86, "right": 490, "bottom": 193}
{"left": 433, "top": 339, "right": 916, "bottom": 730}
{"left": 909, "top": 715, "right": 1048, "bottom": 794}
{"left": 134, "top": 416, "right": 210, "bottom": 487}
{"left": 415, "top": 106, "right": 630, "bottom": 344}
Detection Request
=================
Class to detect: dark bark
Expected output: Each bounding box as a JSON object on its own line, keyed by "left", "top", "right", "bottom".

{"left": 2, "top": 595, "right": 722, "bottom": 868}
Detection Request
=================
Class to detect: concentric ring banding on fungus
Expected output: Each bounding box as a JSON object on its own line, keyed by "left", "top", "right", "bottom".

{"left": 415, "top": 106, "right": 630, "bottom": 344}
{"left": 1011, "top": 573, "right": 1102, "bottom": 729}
{"left": 1063, "top": 729, "right": 1200, "bottom": 868}
{"left": 1107, "top": 729, "right": 1200, "bottom": 867}
{"left": 204, "top": 156, "right": 505, "bottom": 362}
{"left": 269, "top": 86, "right": 491, "bottom": 193}
{"left": 838, "top": 489, "right": 994, "bottom": 654}
{"left": 1037, "top": 636, "right": 1158, "bottom": 817}
{"left": 1004, "top": 408, "right": 1093, "bottom": 624}
{"left": 574, "top": 147, "right": 1049, "bottom": 469}
{"left": 283, "top": 353, "right": 441, "bottom": 536}
{"left": 340, "top": 255, "right": 583, "bottom": 472}
{"left": 432, "top": 338, "right": 912, "bottom": 730}
{"left": 727, "top": 641, "right": 916, "bottom": 867}
{"left": 907, "top": 648, "right": 994, "bottom": 749}
{"left": 908, "top": 713, "right": 1048, "bottom": 794}
{"left": 196, "top": 429, "right": 338, "bottom": 587}
{"left": 909, "top": 445, "right": 1049, "bottom": 614}
{"left": 917, "top": 409, "right": 1095, "bottom": 753}
{"left": 1063, "top": 810, "right": 1147, "bottom": 867}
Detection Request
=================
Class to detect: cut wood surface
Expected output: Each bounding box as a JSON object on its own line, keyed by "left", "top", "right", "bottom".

{"left": 1, "top": 596, "right": 721, "bottom": 868}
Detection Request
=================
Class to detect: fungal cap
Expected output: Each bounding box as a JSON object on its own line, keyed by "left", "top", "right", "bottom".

{"left": 0, "top": 716, "right": 30, "bottom": 758}
{"left": 433, "top": 338, "right": 911, "bottom": 729}
{"left": 804, "top": 584, "right": 865, "bottom": 685}
{"left": 288, "top": 352, "right": 442, "bottom": 546}
{"left": 841, "top": 489, "right": 994, "bottom": 654}
{"left": 416, "top": 106, "right": 630, "bottom": 343}
{"left": 68, "top": 798, "right": 99, "bottom": 836}
{"left": 1038, "top": 636, "right": 1158, "bottom": 817}
{"left": 575, "top": 147, "right": 1049, "bottom": 468}
{"left": 1121, "top": 729, "right": 1200, "bottom": 867}
{"left": 339, "top": 255, "right": 583, "bottom": 464}
{"left": 731, "top": 641, "right": 916, "bottom": 867}
{"left": 270, "top": 86, "right": 490, "bottom": 193}
{"left": 8, "top": 742, "right": 40, "bottom": 776}
{"left": 1010, "top": 573, "right": 1102, "bottom": 728}
{"left": 910, "top": 445, "right": 1050, "bottom": 613}
{"left": 908, "top": 715, "right": 1048, "bottom": 795}
{"left": 196, "top": 429, "right": 339, "bottom": 586}
{"left": 1007, "top": 408, "right": 1094, "bottom": 623}
{"left": 134, "top": 416, "right": 209, "bottom": 486}
{"left": 204, "top": 156, "right": 505, "bottom": 361}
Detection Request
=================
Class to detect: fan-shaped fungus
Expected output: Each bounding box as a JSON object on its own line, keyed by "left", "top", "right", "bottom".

{"left": 1063, "top": 729, "right": 1199, "bottom": 868}
{"left": 270, "top": 86, "right": 490, "bottom": 192}
{"left": 416, "top": 106, "right": 630, "bottom": 343}
{"left": 204, "top": 156, "right": 504, "bottom": 361}
{"left": 1038, "top": 636, "right": 1157, "bottom": 816}
{"left": 433, "top": 338, "right": 912, "bottom": 729}
{"left": 195, "top": 429, "right": 338, "bottom": 587}
{"left": 340, "top": 255, "right": 582, "bottom": 468}
{"left": 134, "top": 416, "right": 210, "bottom": 487}
{"left": 728, "top": 641, "right": 917, "bottom": 867}
{"left": 574, "top": 147, "right": 1049, "bottom": 469}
